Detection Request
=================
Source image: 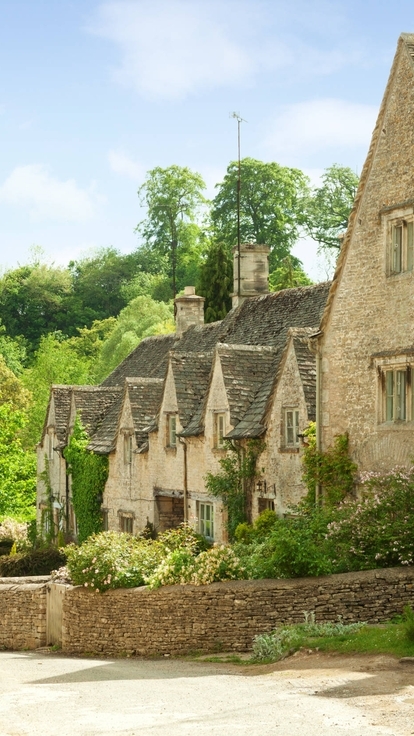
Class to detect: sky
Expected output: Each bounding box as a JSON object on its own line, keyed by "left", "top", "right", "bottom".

{"left": 0, "top": 0, "right": 413, "bottom": 280}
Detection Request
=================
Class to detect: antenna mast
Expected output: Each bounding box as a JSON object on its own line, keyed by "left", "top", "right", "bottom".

{"left": 230, "top": 112, "right": 246, "bottom": 299}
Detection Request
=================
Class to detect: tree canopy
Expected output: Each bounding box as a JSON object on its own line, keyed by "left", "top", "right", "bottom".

{"left": 211, "top": 158, "right": 310, "bottom": 270}
{"left": 304, "top": 164, "right": 359, "bottom": 254}
{"left": 136, "top": 165, "right": 207, "bottom": 298}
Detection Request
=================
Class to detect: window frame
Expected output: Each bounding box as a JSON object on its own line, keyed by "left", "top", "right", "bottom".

{"left": 119, "top": 512, "right": 134, "bottom": 534}
{"left": 123, "top": 432, "right": 133, "bottom": 465}
{"left": 380, "top": 364, "right": 412, "bottom": 423}
{"left": 214, "top": 412, "right": 227, "bottom": 449}
{"left": 167, "top": 414, "right": 177, "bottom": 448}
{"left": 284, "top": 408, "right": 300, "bottom": 448}
{"left": 387, "top": 217, "right": 414, "bottom": 276}
{"left": 198, "top": 501, "right": 214, "bottom": 541}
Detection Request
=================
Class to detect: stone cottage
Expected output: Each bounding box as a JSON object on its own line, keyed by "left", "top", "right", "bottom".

{"left": 315, "top": 33, "right": 414, "bottom": 477}
{"left": 37, "top": 244, "right": 330, "bottom": 542}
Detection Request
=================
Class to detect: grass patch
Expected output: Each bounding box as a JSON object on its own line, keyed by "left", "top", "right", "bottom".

{"left": 304, "top": 622, "right": 414, "bottom": 659}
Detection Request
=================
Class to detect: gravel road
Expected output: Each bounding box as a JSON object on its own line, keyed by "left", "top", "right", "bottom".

{"left": 0, "top": 650, "right": 413, "bottom": 735}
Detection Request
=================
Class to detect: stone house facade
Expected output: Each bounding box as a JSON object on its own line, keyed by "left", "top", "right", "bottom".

{"left": 37, "top": 245, "right": 330, "bottom": 543}
{"left": 316, "top": 33, "right": 414, "bottom": 475}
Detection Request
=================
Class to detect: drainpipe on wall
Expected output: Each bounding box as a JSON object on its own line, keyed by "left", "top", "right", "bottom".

{"left": 309, "top": 331, "right": 323, "bottom": 506}
{"left": 179, "top": 437, "right": 188, "bottom": 523}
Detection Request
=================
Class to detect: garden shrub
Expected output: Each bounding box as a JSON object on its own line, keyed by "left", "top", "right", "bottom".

{"left": 146, "top": 548, "right": 196, "bottom": 589}
{"left": 326, "top": 466, "right": 414, "bottom": 571}
{"left": 0, "top": 547, "right": 66, "bottom": 576}
{"left": 302, "top": 423, "right": 357, "bottom": 506}
{"left": 191, "top": 545, "right": 245, "bottom": 585}
{"left": 65, "top": 532, "right": 163, "bottom": 592}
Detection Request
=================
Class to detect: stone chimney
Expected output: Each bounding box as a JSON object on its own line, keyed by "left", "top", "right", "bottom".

{"left": 232, "top": 243, "right": 270, "bottom": 308}
{"left": 174, "top": 287, "right": 205, "bottom": 336}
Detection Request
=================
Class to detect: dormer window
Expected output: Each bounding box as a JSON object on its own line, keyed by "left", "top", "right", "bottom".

{"left": 284, "top": 408, "right": 300, "bottom": 447}
{"left": 167, "top": 414, "right": 177, "bottom": 448}
{"left": 214, "top": 413, "right": 226, "bottom": 449}
{"left": 123, "top": 433, "right": 133, "bottom": 464}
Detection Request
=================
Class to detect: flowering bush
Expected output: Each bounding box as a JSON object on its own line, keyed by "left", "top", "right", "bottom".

{"left": 191, "top": 545, "right": 245, "bottom": 585}
{"left": 146, "top": 549, "right": 196, "bottom": 589}
{"left": 0, "top": 518, "right": 28, "bottom": 543}
{"left": 157, "top": 524, "right": 210, "bottom": 555}
{"left": 326, "top": 466, "right": 414, "bottom": 570}
{"left": 65, "top": 532, "right": 163, "bottom": 592}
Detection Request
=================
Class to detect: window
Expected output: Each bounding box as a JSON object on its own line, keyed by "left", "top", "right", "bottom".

{"left": 198, "top": 502, "right": 214, "bottom": 540}
{"left": 382, "top": 367, "right": 410, "bottom": 422}
{"left": 101, "top": 509, "right": 109, "bottom": 531}
{"left": 258, "top": 498, "right": 275, "bottom": 514}
{"left": 167, "top": 414, "right": 177, "bottom": 447}
{"left": 47, "top": 433, "right": 54, "bottom": 461}
{"left": 388, "top": 219, "right": 414, "bottom": 275}
{"left": 284, "top": 408, "right": 300, "bottom": 447}
{"left": 214, "top": 413, "right": 226, "bottom": 448}
{"left": 119, "top": 513, "right": 133, "bottom": 534}
{"left": 123, "top": 433, "right": 133, "bottom": 464}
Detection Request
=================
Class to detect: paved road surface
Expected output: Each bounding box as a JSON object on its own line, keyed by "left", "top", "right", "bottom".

{"left": 0, "top": 651, "right": 413, "bottom": 735}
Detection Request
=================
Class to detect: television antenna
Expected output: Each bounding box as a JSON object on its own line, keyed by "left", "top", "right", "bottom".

{"left": 230, "top": 112, "right": 247, "bottom": 298}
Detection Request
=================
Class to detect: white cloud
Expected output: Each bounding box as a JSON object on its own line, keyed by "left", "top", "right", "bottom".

{"left": 0, "top": 165, "right": 96, "bottom": 222}
{"left": 90, "top": 1, "right": 367, "bottom": 101}
{"left": 265, "top": 99, "right": 378, "bottom": 158}
{"left": 91, "top": 1, "right": 256, "bottom": 100}
{"left": 108, "top": 150, "right": 144, "bottom": 180}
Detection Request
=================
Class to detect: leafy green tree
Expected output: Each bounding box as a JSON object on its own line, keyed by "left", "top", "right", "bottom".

{"left": 0, "top": 324, "right": 27, "bottom": 374}
{"left": 211, "top": 158, "right": 310, "bottom": 270}
{"left": 136, "top": 165, "right": 207, "bottom": 298}
{"left": 0, "top": 356, "right": 32, "bottom": 411}
{"left": 0, "top": 403, "right": 36, "bottom": 520}
{"left": 21, "top": 333, "right": 95, "bottom": 448}
{"left": 0, "top": 263, "right": 72, "bottom": 354}
{"left": 269, "top": 256, "right": 313, "bottom": 292}
{"left": 94, "top": 295, "right": 174, "bottom": 382}
{"left": 304, "top": 164, "right": 359, "bottom": 254}
{"left": 68, "top": 247, "right": 142, "bottom": 329}
{"left": 197, "top": 241, "right": 233, "bottom": 322}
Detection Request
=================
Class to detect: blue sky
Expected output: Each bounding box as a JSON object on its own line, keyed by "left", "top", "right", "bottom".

{"left": 0, "top": 0, "right": 413, "bottom": 279}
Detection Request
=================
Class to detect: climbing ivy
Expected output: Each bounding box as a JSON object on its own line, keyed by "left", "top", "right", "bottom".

{"left": 64, "top": 416, "right": 108, "bottom": 543}
{"left": 302, "top": 422, "right": 357, "bottom": 507}
{"left": 205, "top": 440, "right": 265, "bottom": 540}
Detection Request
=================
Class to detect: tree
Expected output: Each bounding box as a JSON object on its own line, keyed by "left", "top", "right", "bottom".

{"left": 211, "top": 158, "right": 310, "bottom": 270}
{"left": 94, "top": 296, "right": 174, "bottom": 382}
{"left": 68, "top": 247, "right": 143, "bottom": 329}
{"left": 0, "top": 403, "right": 36, "bottom": 520}
{"left": 269, "top": 256, "right": 313, "bottom": 292}
{"left": 136, "top": 166, "right": 207, "bottom": 298}
{"left": 0, "top": 356, "right": 32, "bottom": 411}
{"left": 197, "top": 241, "right": 233, "bottom": 322}
{"left": 0, "top": 263, "right": 73, "bottom": 355}
{"left": 304, "top": 164, "right": 359, "bottom": 254}
{"left": 21, "top": 333, "right": 95, "bottom": 448}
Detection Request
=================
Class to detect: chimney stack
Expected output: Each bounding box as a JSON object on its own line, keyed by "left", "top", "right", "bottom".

{"left": 232, "top": 243, "right": 270, "bottom": 308}
{"left": 174, "top": 287, "right": 205, "bottom": 336}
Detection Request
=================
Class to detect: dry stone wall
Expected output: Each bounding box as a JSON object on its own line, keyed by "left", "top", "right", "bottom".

{"left": 0, "top": 577, "right": 48, "bottom": 650}
{"left": 62, "top": 567, "right": 414, "bottom": 656}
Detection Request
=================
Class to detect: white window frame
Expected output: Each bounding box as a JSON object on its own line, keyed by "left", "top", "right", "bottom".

{"left": 387, "top": 218, "right": 414, "bottom": 275}
{"left": 214, "top": 412, "right": 226, "bottom": 449}
{"left": 380, "top": 364, "right": 412, "bottom": 423}
{"left": 284, "top": 408, "right": 300, "bottom": 447}
{"left": 198, "top": 502, "right": 214, "bottom": 540}
{"left": 167, "top": 414, "right": 177, "bottom": 448}
{"left": 123, "top": 433, "right": 133, "bottom": 465}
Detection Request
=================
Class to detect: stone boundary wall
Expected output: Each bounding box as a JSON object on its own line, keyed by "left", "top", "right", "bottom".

{"left": 0, "top": 578, "right": 48, "bottom": 650}
{"left": 62, "top": 567, "right": 414, "bottom": 656}
{"left": 1, "top": 568, "right": 413, "bottom": 653}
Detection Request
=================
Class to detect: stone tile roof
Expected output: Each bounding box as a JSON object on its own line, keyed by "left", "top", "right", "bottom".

{"left": 170, "top": 352, "right": 213, "bottom": 431}
{"left": 41, "top": 385, "right": 72, "bottom": 447}
{"left": 87, "top": 389, "right": 123, "bottom": 454}
{"left": 218, "top": 344, "right": 277, "bottom": 426}
{"left": 292, "top": 329, "right": 317, "bottom": 422}
{"left": 227, "top": 328, "right": 317, "bottom": 440}
{"left": 101, "top": 333, "right": 179, "bottom": 387}
{"left": 126, "top": 378, "right": 164, "bottom": 448}
{"left": 72, "top": 387, "right": 122, "bottom": 436}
